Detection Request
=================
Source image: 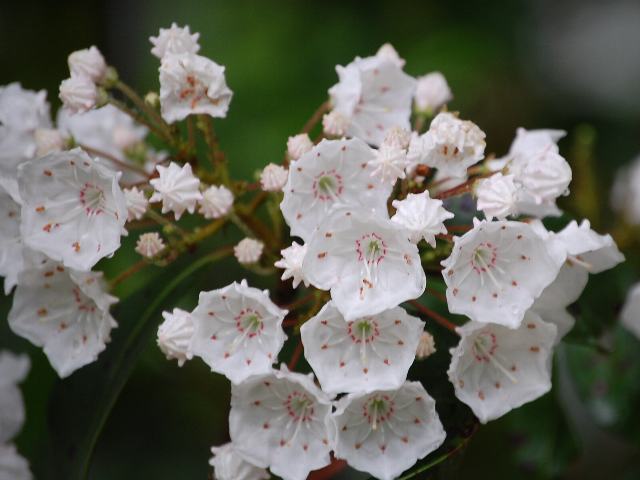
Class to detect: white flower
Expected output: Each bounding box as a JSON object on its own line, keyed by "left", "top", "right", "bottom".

{"left": 303, "top": 208, "right": 425, "bottom": 321}
{"left": 475, "top": 173, "right": 519, "bottom": 220}
{"left": 611, "top": 154, "right": 640, "bottom": 225}
{"left": 260, "top": 163, "right": 288, "bottom": 192}
{"left": 391, "top": 191, "right": 454, "bottom": 246}
{"left": 414, "top": 72, "right": 453, "bottom": 113}
{"left": 286, "top": 133, "right": 313, "bottom": 161}
{"left": 0, "top": 83, "right": 51, "bottom": 184}
{"left": 149, "top": 162, "right": 202, "bottom": 220}
{"left": 280, "top": 138, "right": 393, "bottom": 241}
{"left": 441, "top": 219, "right": 562, "bottom": 329}
{"left": 34, "top": 128, "right": 65, "bottom": 156}
{"left": 135, "top": 232, "right": 165, "bottom": 258}
{"left": 330, "top": 381, "right": 446, "bottom": 480}
{"left": 621, "top": 282, "right": 640, "bottom": 340}
{"left": 532, "top": 220, "right": 624, "bottom": 339}
{"left": 199, "top": 184, "right": 233, "bottom": 219}
{"left": 234, "top": 238, "right": 264, "bottom": 265}
{"left": 274, "top": 242, "right": 308, "bottom": 288}
{"left": 301, "top": 302, "right": 424, "bottom": 394}
{"left": 150, "top": 23, "right": 200, "bottom": 59}
{"left": 0, "top": 351, "right": 29, "bottom": 443}
{"left": 189, "top": 280, "right": 287, "bottom": 384}
{"left": 0, "top": 185, "right": 25, "bottom": 294}
{"left": 159, "top": 53, "right": 232, "bottom": 123}
{"left": 409, "top": 112, "right": 486, "bottom": 178}
{"left": 8, "top": 261, "right": 117, "bottom": 378}
{"left": 328, "top": 52, "right": 416, "bottom": 146}
{"left": 157, "top": 308, "right": 194, "bottom": 366}
{"left": 17, "top": 148, "right": 127, "bottom": 271}
{"left": 376, "top": 42, "right": 406, "bottom": 68}
{"left": 209, "top": 443, "right": 269, "bottom": 480}
{"left": 68, "top": 46, "right": 107, "bottom": 83}
{"left": 503, "top": 128, "right": 572, "bottom": 217}
{"left": 59, "top": 76, "right": 97, "bottom": 114}
{"left": 368, "top": 144, "right": 409, "bottom": 185}
{"left": 381, "top": 126, "right": 411, "bottom": 150}
{"left": 229, "top": 366, "right": 332, "bottom": 480}
{"left": 0, "top": 444, "right": 32, "bottom": 480}
{"left": 416, "top": 331, "right": 436, "bottom": 359}
{"left": 322, "top": 110, "right": 350, "bottom": 137}
{"left": 123, "top": 187, "right": 148, "bottom": 221}
{"left": 448, "top": 312, "right": 557, "bottom": 423}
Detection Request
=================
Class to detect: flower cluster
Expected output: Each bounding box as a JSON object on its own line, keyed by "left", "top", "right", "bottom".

{"left": 0, "top": 22, "right": 633, "bottom": 480}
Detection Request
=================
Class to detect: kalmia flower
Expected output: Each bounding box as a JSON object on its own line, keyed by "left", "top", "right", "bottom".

{"left": 301, "top": 302, "right": 424, "bottom": 394}
{"left": 448, "top": 312, "right": 557, "bottom": 423}
{"left": 18, "top": 148, "right": 127, "bottom": 271}
{"left": 414, "top": 71, "right": 452, "bottom": 113}
{"left": 234, "top": 238, "right": 264, "bottom": 265}
{"left": 150, "top": 23, "right": 200, "bottom": 59}
{"left": 280, "top": 138, "right": 393, "bottom": 241}
{"left": 260, "top": 163, "right": 288, "bottom": 192}
{"left": 135, "top": 232, "right": 165, "bottom": 258}
{"left": 328, "top": 48, "right": 416, "bottom": 146}
{"left": 408, "top": 112, "right": 486, "bottom": 178}
{"left": 322, "top": 110, "right": 349, "bottom": 137}
{"left": 157, "top": 308, "right": 194, "bottom": 367}
{"left": 68, "top": 46, "right": 107, "bottom": 83}
{"left": 159, "top": 53, "right": 232, "bottom": 123}
{"left": 189, "top": 280, "right": 287, "bottom": 384}
{"left": 375, "top": 43, "right": 405, "bottom": 68}
{"left": 303, "top": 208, "right": 425, "bottom": 320}
{"left": 286, "top": 133, "right": 313, "bottom": 161}
{"left": 229, "top": 366, "right": 333, "bottom": 480}
{"left": 59, "top": 75, "right": 98, "bottom": 114}
{"left": 209, "top": 443, "right": 269, "bottom": 480}
{"left": 8, "top": 260, "right": 117, "bottom": 377}
{"left": 441, "top": 219, "right": 562, "bottom": 329}
{"left": 475, "top": 172, "right": 519, "bottom": 220}
{"left": 416, "top": 331, "right": 436, "bottom": 359}
{"left": 330, "top": 381, "right": 446, "bottom": 480}
{"left": 381, "top": 126, "right": 411, "bottom": 150}
{"left": 274, "top": 242, "right": 308, "bottom": 288}
{"left": 149, "top": 162, "right": 202, "bottom": 220}
{"left": 391, "top": 190, "right": 454, "bottom": 246}
{"left": 199, "top": 184, "right": 234, "bottom": 219}
{"left": 367, "top": 144, "right": 410, "bottom": 185}
{"left": 123, "top": 187, "right": 148, "bottom": 221}
{"left": 0, "top": 185, "right": 25, "bottom": 294}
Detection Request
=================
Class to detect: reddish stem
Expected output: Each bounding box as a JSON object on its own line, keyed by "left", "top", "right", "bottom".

{"left": 408, "top": 300, "right": 459, "bottom": 333}
{"left": 287, "top": 340, "right": 304, "bottom": 370}
{"left": 302, "top": 101, "right": 330, "bottom": 134}
{"left": 308, "top": 458, "right": 348, "bottom": 480}
{"left": 427, "top": 288, "right": 447, "bottom": 303}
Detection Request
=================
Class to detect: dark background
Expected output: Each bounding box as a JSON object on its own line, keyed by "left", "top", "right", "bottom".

{"left": 2, "top": 1, "right": 640, "bottom": 478}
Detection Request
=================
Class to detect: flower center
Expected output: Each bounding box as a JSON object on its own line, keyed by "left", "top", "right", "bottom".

{"left": 347, "top": 319, "right": 380, "bottom": 344}
{"left": 235, "top": 308, "right": 263, "bottom": 338}
{"left": 470, "top": 242, "right": 497, "bottom": 274}
{"left": 312, "top": 169, "right": 343, "bottom": 201}
{"left": 79, "top": 182, "right": 106, "bottom": 216}
{"left": 362, "top": 394, "right": 395, "bottom": 430}
{"left": 284, "top": 391, "right": 315, "bottom": 423}
{"left": 472, "top": 331, "right": 497, "bottom": 362}
{"left": 355, "top": 233, "right": 387, "bottom": 265}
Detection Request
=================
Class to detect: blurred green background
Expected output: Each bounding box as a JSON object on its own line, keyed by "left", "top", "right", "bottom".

{"left": 2, "top": 0, "right": 640, "bottom": 479}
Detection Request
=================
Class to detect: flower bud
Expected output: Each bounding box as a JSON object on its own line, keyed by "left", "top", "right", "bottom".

{"left": 322, "top": 110, "right": 349, "bottom": 137}
{"left": 260, "top": 163, "right": 288, "bottom": 192}
{"left": 416, "top": 331, "right": 436, "bottom": 359}
{"left": 59, "top": 76, "right": 97, "bottom": 114}
{"left": 286, "top": 133, "right": 313, "bottom": 160}
{"left": 415, "top": 72, "right": 452, "bottom": 114}
{"left": 68, "top": 46, "right": 107, "bottom": 83}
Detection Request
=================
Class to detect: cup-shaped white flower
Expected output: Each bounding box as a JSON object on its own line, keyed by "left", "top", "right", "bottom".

{"left": 157, "top": 308, "right": 194, "bottom": 367}
{"left": 17, "top": 148, "right": 127, "bottom": 271}
{"left": 475, "top": 173, "right": 519, "bottom": 220}
{"left": 0, "top": 185, "right": 25, "bottom": 294}
{"left": 303, "top": 208, "right": 426, "bottom": 321}
{"left": 328, "top": 52, "right": 416, "bottom": 147}
{"left": 331, "top": 381, "right": 446, "bottom": 480}
{"left": 209, "top": 443, "right": 269, "bottom": 480}
{"left": 301, "top": 302, "right": 424, "bottom": 394}
{"left": 441, "top": 219, "right": 561, "bottom": 329}
{"left": 0, "top": 351, "right": 29, "bottom": 444}
{"left": 0, "top": 444, "right": 32, "bottom": 480}
{"left": 8, "top": 260, "right": 117, "bottom": 378}
{"left": 229, "top": 366, "right": 333, "bottom": 480}
{"left": 280, "top": 138, "right": 393, "bottom": 241}
{"left": 149, "top": 162, "right": 202, "bottom": 220}
{"left": 448, "top": 312, "right": 557, "bottom": 423}
{"left": 621, "top": 282, "right": 640, "bottom": 340}
{"left": 159, "top": 53, "right": 233, "bottom": 123}
{"left": 391, "top": 190, "right": 454, "bottom": 246}
{"left": 409, "top": 112, "right": 486, "bottom": 178}
{"left": 274, "top": 241, "right": 309, "bottom": 288}
{"left": 150, "top": 23, "right": 200, "bottom": 59}
{"left": 189, "top": 280, "right": 287, "bottom": 384}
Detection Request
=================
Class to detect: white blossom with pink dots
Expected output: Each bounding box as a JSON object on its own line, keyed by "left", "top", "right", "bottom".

{"left": 8, "top": 259, "right": 117, "bottom": 378}
{"left": 448, "top": 312, "right": 557, "bottom": 423}
{"left": 328, "top": 49, "right": 416, "bottom": 147}
{"left": 303, "top": 208, "right": 425, "bottom": 321}
{"left": 189, "top": 280, "right": 287, "bottom": 384}
{"left": 159, "top": 52, "right": 232, "bottom": 123}
{"left": 330, "top": 381, "right": 446, "bottom": 480}
{"left": 280, "top": 138, "right": 393, "bottom": 242}
{"left": 441, "top": 218, "right": 562, "bottom": 329}
{"left": 17, "top": 148, "right": 128, "bottom": 272}
{"left": 229, "top": 366, "right": 333, "bottom": 480}
{"left": 301, "top": 302, "right": 424, "bottom": 395}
